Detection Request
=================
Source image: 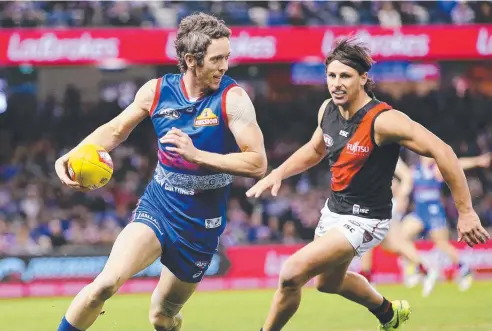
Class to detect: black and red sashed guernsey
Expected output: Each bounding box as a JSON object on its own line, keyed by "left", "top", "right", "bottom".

{"left": 321, "top": 99, "right": 400, "bottom": 220}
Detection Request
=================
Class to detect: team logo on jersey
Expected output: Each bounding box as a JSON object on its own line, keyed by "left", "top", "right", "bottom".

{"left": 156, "top": 108, "right": 181, "bottom": 119}
{"left": 323, "top": 134, "right": 334, "bottom": 147}
{"left": 194, "top": 108, "right": 218, "bottom": 127}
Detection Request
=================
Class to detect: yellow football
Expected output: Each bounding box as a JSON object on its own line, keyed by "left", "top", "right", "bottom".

{"left": 68, "top": 144, "right": 113, "bottom": 190}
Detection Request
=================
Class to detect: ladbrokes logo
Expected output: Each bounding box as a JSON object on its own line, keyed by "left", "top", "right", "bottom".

{"left": 346, "top": 142, "right": 370, "bottom": 154}
{"left": 322, "top": 30, "right": 430, "bottom": 58}
{"left": 7, "top": 33, "right": 120, "bottom": 62}
{"left": 194, "top": 108, "right": 218, "bottom": 127}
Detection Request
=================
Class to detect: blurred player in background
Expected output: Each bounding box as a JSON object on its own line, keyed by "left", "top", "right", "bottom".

{"left": 361, "top": 154, "right": 491, "bottom": 297}
{"left": 399, "top": 153, "right": 491, "bottom": 296}
{"left": 247, "top": 38, "right": 490, "bottom": 331}
{"left": 54, "top": 12, "right": 266, "bottom": 331}
{"left": 359, "top": 157, "right": 429, "bottom": 284}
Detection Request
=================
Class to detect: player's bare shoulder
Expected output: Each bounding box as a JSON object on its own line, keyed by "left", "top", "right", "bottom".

{"left": 225, "top": 86, "right": 255, "bottom": 112}
{"left": 372, "top": 108, "right": 411, "bottom": 145}
{"left": 134, "top": 78, "right": 160, "bottom": 114}
{"left": 225, "top": 85, "right": 258, "bottom": 135}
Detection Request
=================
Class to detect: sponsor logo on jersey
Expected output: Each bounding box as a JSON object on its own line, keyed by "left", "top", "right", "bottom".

{"left": 156, "top": 107, "right": 181, "bottom": 119}
{"left": 205, "top": 217, "right": 222, "bottom": 229}
{"left": 346, "top": 141, "right": 370, "bottom": 155}
{"left": 323, "top": 134, "right": 334, "bottom": 147}
{"left": 194, "top": 108, "right": 219, "bottom": 127}
{"left": 339, "top": 130, "right": 349, "bottom": 137}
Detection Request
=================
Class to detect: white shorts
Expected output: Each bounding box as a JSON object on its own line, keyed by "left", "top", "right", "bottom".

{"left": 315, "top": 202, "right": 391, "bottom": 256}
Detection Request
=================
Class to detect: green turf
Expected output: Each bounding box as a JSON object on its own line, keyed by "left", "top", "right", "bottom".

{"left": 1, "top": 282, "right": 491, "bottom": 331}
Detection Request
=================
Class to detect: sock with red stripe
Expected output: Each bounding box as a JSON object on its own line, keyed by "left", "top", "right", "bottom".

{"left": 370, "top": 297, "right": 394, "bottom": 324}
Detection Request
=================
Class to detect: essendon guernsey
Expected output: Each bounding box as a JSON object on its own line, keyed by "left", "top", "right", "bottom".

{"left": 321, "top": 99, "right": 400, "bottom": 219}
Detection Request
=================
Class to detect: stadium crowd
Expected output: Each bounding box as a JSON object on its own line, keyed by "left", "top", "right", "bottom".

{"left": 1, "top": 1, "right": 491, "bottom": 28}
{"left": 1, "top": 65, "right": 492, "bottom": 256}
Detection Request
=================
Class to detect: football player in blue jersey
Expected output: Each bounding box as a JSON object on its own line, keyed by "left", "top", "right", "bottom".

{"left": 399, "top": 153, "right": 490, "bottom": 296}
{"left": 55, "top": 12, "right": 267, "bottom": 331}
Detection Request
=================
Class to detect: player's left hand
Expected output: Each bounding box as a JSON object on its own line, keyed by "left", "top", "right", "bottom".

{"left": 159, "top": 127, "right": 199, "bottom": 162}
{"left": 457, "top": 210, "right": 490, "bottom": 247}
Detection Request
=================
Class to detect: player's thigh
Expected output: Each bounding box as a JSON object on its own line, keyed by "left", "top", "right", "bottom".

{"left": 400, "top": 213, "right": 424, "bottom": 240}
{"left": 381, "top": 221, "right": 404, "bottom": 251}
{"left": 96, "top": 222, "right": 161, "bottom": 286}
{"left": 149, "top": 267, "right": 198, "bottom": 318}
{"left": 360, "top": 247, "right": 373, "bottom": 269}
{"left": 280, "top": 228, "right": 355, "bottom": 287}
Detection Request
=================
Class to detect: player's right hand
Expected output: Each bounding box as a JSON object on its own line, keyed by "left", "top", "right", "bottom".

{"left": 457, "top": 210, "right": 490, "bottom": 247}
{"left": 246, "top": 169, "right": 283, "bottom": 198}
{"left": 54, "top": 154, "right": 88, "bottom": 191}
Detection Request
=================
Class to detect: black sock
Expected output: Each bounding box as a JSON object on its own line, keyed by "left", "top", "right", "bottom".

{"left": 369, "top": 297, "right": 394, "bottom": 324}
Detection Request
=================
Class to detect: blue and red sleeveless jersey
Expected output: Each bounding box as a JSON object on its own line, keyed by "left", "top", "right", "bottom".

{"left": 138, "top": 73, "right": 238, "bottom": 249}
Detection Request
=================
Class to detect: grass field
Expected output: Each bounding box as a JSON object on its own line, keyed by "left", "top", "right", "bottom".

{"left": 1, "top": 282, "right": 491, "bottom": 331}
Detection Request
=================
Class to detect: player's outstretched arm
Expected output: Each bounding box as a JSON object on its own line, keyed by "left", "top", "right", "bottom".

{"left": 245, "top": 99, "right": 329, "bottom": 198}
{"left": 458, "top": 153, "right": 491, "bottom": 170}
{"left": 374, "top": 109, "right": 490, "bottom": 247}
{"left": 432, "top": 153, "right": 490, "bottom": 182}
{"left": 55, "top": 79, "right": 157, "bottom": 188}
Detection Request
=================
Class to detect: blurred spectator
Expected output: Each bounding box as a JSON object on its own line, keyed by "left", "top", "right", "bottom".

{"left": 475, "top": 2, "right": 492, "bottom": 23}
{"left": 451, "top": 2, "right": 475, "bottom": 25}
{"left": 377, "top": 2, "right": 402, "bottom": 28}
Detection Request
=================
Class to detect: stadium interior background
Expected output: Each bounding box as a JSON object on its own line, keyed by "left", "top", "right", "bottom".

{"left": 0, "top": 3, "right": 492, "bottom": 328}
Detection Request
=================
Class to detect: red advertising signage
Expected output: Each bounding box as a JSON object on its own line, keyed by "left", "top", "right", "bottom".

{"left": 0, "top": 241, "right": 491, "bottom": 298}
{"left": 0, "top": 25, "right": 492, "bottom": 66}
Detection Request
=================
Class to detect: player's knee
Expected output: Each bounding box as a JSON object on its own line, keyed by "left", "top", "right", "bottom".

{"left": 149, "top": 312, "right": 183, "bottom": 331}
{"left": 279, "top": 258, "right": 305, "bottom": 290}
{"left": 89, "top": 278, "right": 121, "bottom": 305}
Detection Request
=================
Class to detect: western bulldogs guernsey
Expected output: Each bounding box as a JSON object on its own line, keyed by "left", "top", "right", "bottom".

{"left": 411, "top": 162, "right": 447, "bottom": 231}
{"left": 321, "top": 99, "right": 400, "bottom": 220}
{"left": 132, "top": 73, "right": 238, "bottom": 282}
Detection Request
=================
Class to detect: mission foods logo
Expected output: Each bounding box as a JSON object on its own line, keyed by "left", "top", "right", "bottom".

{"left": 194, "top": 108, "right": 218, "bottom": 127}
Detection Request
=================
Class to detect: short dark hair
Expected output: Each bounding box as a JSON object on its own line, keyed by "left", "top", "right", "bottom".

{"left": 175, "top": 12, "right": 231, "bottom": 73}
{"left": 325, "top": 37, "right": 375, "bottom": 94}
